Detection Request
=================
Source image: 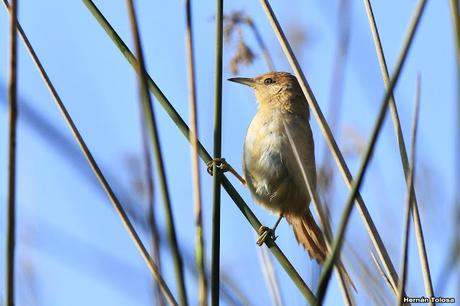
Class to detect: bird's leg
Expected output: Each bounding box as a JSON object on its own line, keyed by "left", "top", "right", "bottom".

{"left": 206, "top": 158, "right": 246, "bottom": 186}
{"left": 256, "top": 214, "right": 283, "bottom": 246}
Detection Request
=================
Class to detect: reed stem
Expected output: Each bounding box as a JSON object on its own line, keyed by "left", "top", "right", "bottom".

{"left": 397, "top": 75, "right": 421, "bottom": 306}
{"left": 126, "top": 1, "right": 188, "bottom": 304}
{"left": 363, "top": 1, "right": 434, "bottom": 298}
{"left": 185, "top": 0, "right": 208, "bottom": 304}
{"left": 211, "top": 0, "right": 224, "bottom": 304}
{"left": 315, "top": 1, "right": 428, "bottom": 302}
{"left": 6, "top": 0, "right": 18, "bottom": 305}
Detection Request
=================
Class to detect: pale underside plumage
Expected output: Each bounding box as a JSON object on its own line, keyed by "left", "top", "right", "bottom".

{"left": 243, "top": 107, "right": 316, "bottom": 217}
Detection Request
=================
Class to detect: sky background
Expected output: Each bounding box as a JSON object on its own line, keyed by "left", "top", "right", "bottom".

{"left": 0, "top": 0, "right": 458, "bottom": 305}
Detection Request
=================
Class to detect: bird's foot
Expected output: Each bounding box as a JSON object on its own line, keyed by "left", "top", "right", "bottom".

{"left": 256, "top": 226, "right": 277, "bottom": 246}
{"left": 206, "top": 158, "right": 246, "bottom": 186}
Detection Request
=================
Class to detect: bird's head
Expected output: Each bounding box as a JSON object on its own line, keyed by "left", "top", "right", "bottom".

{"left": 228, "top": 72, "right": 305, "bottom": 110}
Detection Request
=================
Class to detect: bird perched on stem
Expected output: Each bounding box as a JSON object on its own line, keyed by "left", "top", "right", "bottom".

{"left": 229, "top": 71, "right": 328, "bottom": 261}
{"left": 228, "top": 72, "right": 356, "bottom": 290}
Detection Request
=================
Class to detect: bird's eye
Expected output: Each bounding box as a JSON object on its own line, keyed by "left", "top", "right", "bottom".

{"left": 264, "top": 78, "right": 274, "bottom": 85}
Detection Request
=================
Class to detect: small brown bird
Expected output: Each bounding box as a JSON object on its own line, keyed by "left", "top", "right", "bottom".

{"left": 229, "top": 71, "right": 327, "bottom": 263}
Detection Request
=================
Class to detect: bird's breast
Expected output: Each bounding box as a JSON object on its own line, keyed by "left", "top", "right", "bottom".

{"left": 243, "top": 110, "right": 292, "bottom": 208}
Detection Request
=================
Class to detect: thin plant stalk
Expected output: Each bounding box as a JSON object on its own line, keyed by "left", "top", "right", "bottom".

{"left": 363, "top": 1, "right": 434, "bottom": 299}
{"left": 185, "top": 0, "right": 208, "bottom": 305}
{"left": 125, "top": 1, "right": 188, "bottom": 305}
{"left": 259, "top": 0, "right": 412, "bottom": 294}
{"left": 139, "top": 29, "right": 164, "bottom": 306}
{"left": 449, "top": 0, "right": 460, "bottom": 297}
{"left": 1, "top": 2, "right": 178, "bottom": 304}
{"left": 6, "top": 0, "right": 18, "bottom": 305}
{"left": 211, "top": 0, "right": 224, "bottom": 305}
{"left": 133, "top": 23, "right": 163, "bottom": 306}
{"left": 255, "top": 234, "right": 284, "bottom": 306}
{"left": 144, "top": 130, "right": 164, "bottom": 306}
{"left": 397, "top": 75, "right": 421, "bottom": 306}
{"left": 370, "top": 251, "right": 397, "bottom": 295}
{"left": 314, "top": 6, "right": 355, "bottom": 299}
{"left": 315, "top": 0, "right": 428, "bottom": 302}
{"left": 81, "top": 1, "right": 316, "bottom": 301}
{"left": 283, "top": 121, "right": 354, "bottom": 306}
{"left": 141, "top": 99, "right": 164, "bottom": 306}
{"left": 317, "top": 2, "right": 354, "bottom": 299}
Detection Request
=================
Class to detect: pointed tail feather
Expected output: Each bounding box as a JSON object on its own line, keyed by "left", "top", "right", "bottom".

{"left": 286, "top": 212, "right": 356, "bottom": 291}
{"left": 286, "top": 212, "right": 327, "bottom": 263}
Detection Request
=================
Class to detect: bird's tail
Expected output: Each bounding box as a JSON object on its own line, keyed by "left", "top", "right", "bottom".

{"left": 286, "top": 212, "right": 327, "bottom": 263}
{"left": 286, "top": 212, "right": 356, "bottom": 291}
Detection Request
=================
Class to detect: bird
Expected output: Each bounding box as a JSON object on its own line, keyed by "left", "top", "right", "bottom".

{"left": 229, "top": 71, "right": 327, "bottom": 263}
{"left": 227, "top": 71, "right": 356, "bottom": 291}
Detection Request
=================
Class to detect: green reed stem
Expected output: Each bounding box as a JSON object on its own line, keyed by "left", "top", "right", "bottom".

{"left": 6, "top": 0, "right": 18, "bottom": 305}
{"left": 125, "top": 1, "right": 188, "bottom": 305}
{"left": 211, "top": 0, "right": 224, "bottom": 304}
{"left": 363, "top": 1, "right": 434, "bottom": 299}
{"left": 315, "top": 0, "right": 428, "bottom": 303}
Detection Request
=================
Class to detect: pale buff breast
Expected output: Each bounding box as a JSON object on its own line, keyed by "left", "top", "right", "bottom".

{"left": 243, "top": 108, "right": 313, "bottom": 216}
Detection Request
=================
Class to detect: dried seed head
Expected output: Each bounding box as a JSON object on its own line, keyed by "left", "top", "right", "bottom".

{"left": 229, "top": 30, "right": 255, "bottom": 75}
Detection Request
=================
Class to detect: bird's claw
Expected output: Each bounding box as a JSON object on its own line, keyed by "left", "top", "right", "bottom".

{"left": 206, "top": 158, "right": 247, "bottom": 186}
{"left": 206, "top": 158, "right": 230, "bottom": 176}
{"left": 257, "top": 226, "right": 277, "bottom": 246}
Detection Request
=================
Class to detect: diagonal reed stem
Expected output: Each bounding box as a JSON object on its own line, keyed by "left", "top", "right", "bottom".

{"left": 136, "top": 20, "right": 164, "bottom": 306}
{"left": 283, "top": 121, "right": 354, "bottom": 306}
{"left": 125, "top": 1, "right": 188, "bottom": 305}
{"left": 363, "top": 1, "right": 434, "bottom": 300}
{"left": 397, "top": 75, "right": 421, "bottom": 306}
{"left": 144, "top": 121, "right": 164, "bottom": 306}
{"left": 449, "top": 0, "right": 460, "bottom": 298}
{"left": 184, "top": 0, "right": 208, "bottom": 305}
{"left": 211, "top": 0, "right": 224, "bottom": 304}
{"left": 81, "top": 0, "right": 316, "bottom": 302}
{"left": 1, "top": 2, "right": 178, "bottom": 305}
{"left": 315, "top": 0, "right": 428, "bottom": 302}
{"left": 258, "top": 0, "right": 425, "bottom": 296}
{"left": 127, "top": 0, "right": 188, "bottom": 305}
{"left": 317, "top": 0, "right": 356, "bottom": 302}
{"left": 6, "top": 0, "right": 18, "bottom": 305}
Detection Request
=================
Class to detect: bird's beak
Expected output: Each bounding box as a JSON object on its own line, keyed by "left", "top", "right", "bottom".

{"left": 228, "top": 77, "right": 256, "bottom": 87}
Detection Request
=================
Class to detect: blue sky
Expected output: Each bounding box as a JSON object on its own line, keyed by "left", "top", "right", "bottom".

{"left": 0, "top": 0, "right": 458, "bottom": 305}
